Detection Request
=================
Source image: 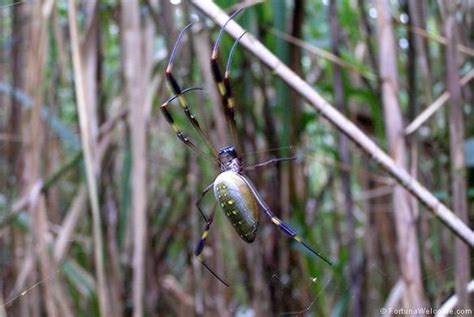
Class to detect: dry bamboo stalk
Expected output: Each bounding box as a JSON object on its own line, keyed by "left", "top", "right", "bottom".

{"left": 120, "top": 1, "right": 150, "bottom": 315}
{"left": 82, "top": 0, "right": 99, "bottom": 164}
{"left": 24, "top": 1, "right": 58, "bottom": 315}
{"left": 190, "top": 0, "right": 474, "bottom": 246}
{"left": 376, "top": 0, "right": 426, "bottom": 307}
{"left": 442, "top": 1, "right": 471, "bottom": 311}
{"left": 405, "top": 68, "right": 474, "bottom": 135}
{"left": 67, "top": 1, "right": 109, "bottom": 316}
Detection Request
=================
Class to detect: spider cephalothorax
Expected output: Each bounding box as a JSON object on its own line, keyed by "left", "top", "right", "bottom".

{"left": 218, "top": 145, "right": 241, "bottom": 173}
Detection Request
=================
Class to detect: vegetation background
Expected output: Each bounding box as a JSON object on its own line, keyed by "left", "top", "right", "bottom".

{"left": 0, "top": 0, "right": 472, "bottom": 316}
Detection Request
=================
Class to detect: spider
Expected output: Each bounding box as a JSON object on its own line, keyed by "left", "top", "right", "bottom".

{"left": 160, "top": 9, "right": 332, "bottom": 286}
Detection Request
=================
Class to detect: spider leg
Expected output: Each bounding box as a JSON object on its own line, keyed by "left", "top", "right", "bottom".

{"left": 195, "top": 182, "right": 214, "bottom": 222}
{"left": 265, "top": 214, "right": 332, "bottom": 266}
{"left": 160, "top": 88, "right": 213, "bottom": 159}
{"left": 241, "top": 176, "right": 333, "bottom": 266}
{"left": 244, "top": 156, "right": 297, "bottom": 170}
{"left": 165, "top": 23, "right": 218, "bottom": 157}
{"left": 211, "top": 9, "right": 245, "bottom": 151}
{"left": 194, "top": 206, "right": 230, "bottom": 287}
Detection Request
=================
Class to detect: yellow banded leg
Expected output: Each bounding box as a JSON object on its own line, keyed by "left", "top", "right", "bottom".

{"left": 210, "top": 31, "right": 240, "bottom": 149}
{"left": 160, "top": 102, "right": 201, "bottom": 155}
{"left": 164, "top": 24, "right": 217, "bottom": 156}
{"left": 193, "top": 209, "right": 230, "bottom": 287}
{"left": 266, "top": 214, "right": 332, "bottom": 266}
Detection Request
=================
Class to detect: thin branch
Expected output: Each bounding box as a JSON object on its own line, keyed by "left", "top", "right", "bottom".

{"left": 269, "top": 28, "right": 376, "bottom": 81}
{"left": 394, "top": 18, "right": 474, "bottom": 57}
{"left": 435, "top": 280, "right": 474, "bottom": 317}
{"left": 405, "top": 68, "right": 474, "bottom": 135}
{"left": 383, "top": 279, "right": 404, "bottom": 312}
{"left": 190, "top": 0, "right": 474, "bottom": 246}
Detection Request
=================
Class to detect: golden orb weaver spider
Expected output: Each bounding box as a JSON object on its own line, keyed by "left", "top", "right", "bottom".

{"left": 160, "top": 9, "right": 332, "bottom": 287}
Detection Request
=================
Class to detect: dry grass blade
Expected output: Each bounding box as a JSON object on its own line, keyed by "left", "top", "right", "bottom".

{"left": 66, "top": 0, "right": 109, "bottom": 315}
{"left": 53, "top": 186, "right": 87, "bottom": 262}
{"left": 190, "top": 0, "right": 474, "bottom": 246}
{"left": 394, "top": 18, "right": 474, "bottom": 57}
{"left": 269, "top": 28, "right": 376, "bottom": 81}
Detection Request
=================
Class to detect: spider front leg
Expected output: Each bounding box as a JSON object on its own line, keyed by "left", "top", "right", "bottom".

{"left": 211, "top": 9, "right": 246, "bottom": 150}
{"left": 160, "top": 89, "right": 210, "bottom": 158}
{"left": 244, "top": 156, "right": 297, "bottom": 171}
{"left": 164, "top": 23, "right": 217, "bottom": 157}
{"left": 194, "top": 184, "right": 230, "bottom": 287}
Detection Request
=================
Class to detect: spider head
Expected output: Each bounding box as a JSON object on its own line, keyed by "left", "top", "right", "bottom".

{"left": 218, "top": 146, "right": 240, "bottom": 172}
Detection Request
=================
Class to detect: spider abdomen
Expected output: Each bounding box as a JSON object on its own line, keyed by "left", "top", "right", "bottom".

{"left": 213, "top": 171, "right": 259, "bottom": 243}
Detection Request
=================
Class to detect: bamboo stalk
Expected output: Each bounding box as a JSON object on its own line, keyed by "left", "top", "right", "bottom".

{"left": 442, "top": 0, "right": 471, "bottom": 311}
{"left": 66, "top": 1, "right": 109, "bottom": 316}
{"left": 375, "top": 0, "right": 426, "bottom": 309}
{"left": 120, "top": 1, "right": 151, "bottom": 315}
{"left": 24, "top": 2, "right": 58, "bottom": 315}
{"left": 190, "top": 0, "right": 474, "bottom": 246}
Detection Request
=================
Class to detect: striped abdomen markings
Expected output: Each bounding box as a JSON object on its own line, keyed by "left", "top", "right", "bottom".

{"left": 213, "top": 171, "right": 259, "bottom": 243}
